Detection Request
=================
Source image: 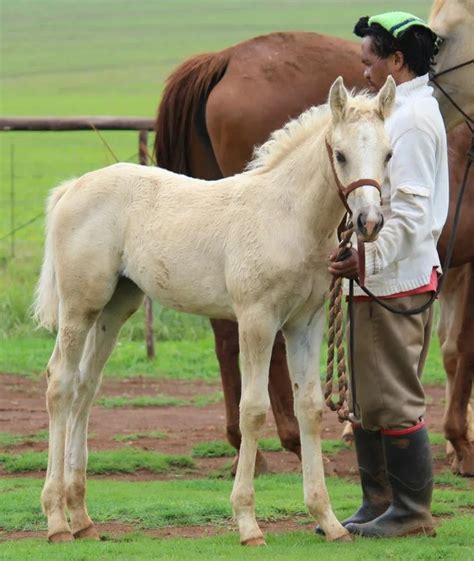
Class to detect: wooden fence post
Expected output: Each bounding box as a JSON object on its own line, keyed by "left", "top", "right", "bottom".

{"left": 139, "top": 130, "right": 156, "bottom": 359}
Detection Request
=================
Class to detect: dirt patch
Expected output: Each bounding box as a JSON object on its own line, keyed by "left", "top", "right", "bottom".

{"left": 0, "top": 517, "right": 321, "bottom": 542}
{"left": 0, "top": 373, "right": 458, "bottom": 481}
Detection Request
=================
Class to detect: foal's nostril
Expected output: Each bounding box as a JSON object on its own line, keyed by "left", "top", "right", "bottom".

{"left": 375, "top": 214, "right": 385, "bottom": 234}
{"left": 357, "top": 213, "right": 366, "bottom": 233}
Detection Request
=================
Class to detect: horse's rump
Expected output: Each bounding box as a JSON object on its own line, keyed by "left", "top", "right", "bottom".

{"left": 154, "top": 51, "right": 230, "bottom": 174}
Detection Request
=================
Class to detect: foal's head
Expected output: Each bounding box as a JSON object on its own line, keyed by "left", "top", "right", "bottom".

{"left": 327, "top": 76, "right": 396, "bottom": 241}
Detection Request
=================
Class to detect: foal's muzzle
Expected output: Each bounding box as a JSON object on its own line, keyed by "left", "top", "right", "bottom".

{"left": 355, "top": 208, "right": 384, "bottom": 242}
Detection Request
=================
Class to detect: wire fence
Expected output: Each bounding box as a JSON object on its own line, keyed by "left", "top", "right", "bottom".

{"left": 0, "top": 119, "right": 157, "bottom": 355}
{"left": 0, "top": 120, "right": 154, "bottom": 260}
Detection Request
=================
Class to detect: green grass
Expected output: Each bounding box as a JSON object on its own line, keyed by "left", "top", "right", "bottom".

{"left": 1, "top": 523, "right": 473, "bottom": 561}
{"left": 97, "top": 395, "right": 186, "bottom": 409}
{"left": 0, "top": 431, "right": 48, "bottom": 448}
{"left": 0, "top": 475, "right": 472, "bottom": 560}
{"left": 97, "top": 390, "right": 223, "bottom": 409}
{"left": 434, "top": 470, "right": 472, "bottom": 490}
{"left": 192, "top": 440, "right": 235, "bottom": 458}
{"left": 0, "top": 448, "right": 194, "bottom": 475}
{"left": 113, "top": 431, "right": 168, "bottom": 443}
{"left": 0, "top": 336, "right": 220, "bottom": 379}
{"left": 429, "top": 432, "right": 447, "bottom": 447}
{"left": 0, "top": 330, "right": 446, "bottom": 386}
{"left": 191, "top": 391, "right": 224, "bottom": 407}
{"left": 192, "top": 438, "right": 350, "bottom": 458}
{"left": 1, "top": 473, "right": 471, "bottom": 533}
{"left": 0, "top": 0, "right": 432, "bottom": 359}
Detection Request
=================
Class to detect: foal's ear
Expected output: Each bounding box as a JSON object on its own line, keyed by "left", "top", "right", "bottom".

{"left": 377, "top": 76, "right": 396, "bottom": 120}
{"left": 329, "top": 76, "right": 348, "bottom": 122}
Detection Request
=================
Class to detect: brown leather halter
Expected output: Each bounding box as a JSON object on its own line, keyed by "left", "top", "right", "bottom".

{"left": 325, "top": 139, "right": 383, "bottom": 287}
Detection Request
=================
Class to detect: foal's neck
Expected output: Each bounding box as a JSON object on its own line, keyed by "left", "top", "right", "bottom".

{"left": 263, "top": 126, "right": 345, "bottom": 238}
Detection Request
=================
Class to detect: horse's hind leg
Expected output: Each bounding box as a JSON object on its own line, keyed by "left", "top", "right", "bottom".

{"left": 42, "top": 308, "right": 98, "bottom": 542}
{"left": 64, "top": 278, "right": 144, "bottom": 538}
{"left": 439, "top": 265, "right": 474, "bottom": 475}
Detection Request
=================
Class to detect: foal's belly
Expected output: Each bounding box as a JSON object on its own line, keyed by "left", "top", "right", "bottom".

{"left": 149, "top": 284, "right": 236, "bottom": 320}
{"left": 123, "top": 254, "right": 236, "bottom": 320}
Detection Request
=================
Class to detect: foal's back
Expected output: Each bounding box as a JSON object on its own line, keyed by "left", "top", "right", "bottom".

{"left": 51, "top": 162, "right": 265, "bottom": 319}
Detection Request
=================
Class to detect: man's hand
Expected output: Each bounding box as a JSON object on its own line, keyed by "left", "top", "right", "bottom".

{"left": 328, "top": 247, "right": 359, "bottom": 279}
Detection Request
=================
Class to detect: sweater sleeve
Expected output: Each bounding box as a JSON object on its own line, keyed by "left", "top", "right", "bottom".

{"left": 364, "top": 127, "right": 436, "bottom": 276}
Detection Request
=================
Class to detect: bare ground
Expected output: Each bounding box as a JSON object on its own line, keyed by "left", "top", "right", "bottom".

{"left": 0, "top": 372, "right": 469, "bottom": 541}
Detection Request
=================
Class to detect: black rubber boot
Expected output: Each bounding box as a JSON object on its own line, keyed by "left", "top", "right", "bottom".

{"left": 315, "top": 425, "right": 391, "bottom": 535}
{"left": 346, "top": 422, "right": 435, "bottom": 538}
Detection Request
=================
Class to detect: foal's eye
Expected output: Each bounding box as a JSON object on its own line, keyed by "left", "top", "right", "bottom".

{"left": 335, "top": 151, "right": 346, "bottom": 164}
{"left": 385, "top": 151, "right": 393, "bottom": 163}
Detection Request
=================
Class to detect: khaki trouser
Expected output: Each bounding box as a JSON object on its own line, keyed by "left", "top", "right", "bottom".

{"left": 349, "top": 293, "right": 434, "bottom": 431}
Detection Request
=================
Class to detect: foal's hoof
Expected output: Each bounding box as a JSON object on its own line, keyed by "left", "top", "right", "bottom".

{"left": 333, "top": 532, "right": 352, "bottom": 543}
{"left": 48, "top": 530, "right": 74, "bottom": 543}
{"left": 241, "top": 536, "right": 266, "bottom": 546}
{"left": 73, "top": 524, "right": 100, "bottom": 540}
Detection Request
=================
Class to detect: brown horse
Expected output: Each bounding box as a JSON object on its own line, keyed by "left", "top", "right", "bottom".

{"left": 154, "top": 4, "right": 474, "bottom": 475}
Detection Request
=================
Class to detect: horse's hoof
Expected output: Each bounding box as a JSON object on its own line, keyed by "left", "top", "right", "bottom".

{"left": 450, "top": 456, "right": 461, "bottom": 475}
{"left": 459, "top": 456, "right": 474, "bottom": 477}
{"left": 73, "top": 524, "right": 100, "bottom": 540}
{"left": 242, "top": 536, "right": 266, "bottom": 546}
{"left": 48, "top": 530, "right": 74, "bottom": 543}
{"left": 333, "top": 532, "right": 352, "bottom": 543}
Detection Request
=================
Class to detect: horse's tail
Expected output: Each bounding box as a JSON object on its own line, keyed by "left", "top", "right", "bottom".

{"left": 154, "top": 50, "right": 230, "bottom": 174}
{"left": 33, "top": 179, "right": 76, "bottom": 331}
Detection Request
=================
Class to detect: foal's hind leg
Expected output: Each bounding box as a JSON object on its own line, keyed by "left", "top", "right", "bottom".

{"left": 64, "top": 278, "right": 144, "bottom": 538}
{"left": 42, "top": 309, "right": 98, "bottom": 542}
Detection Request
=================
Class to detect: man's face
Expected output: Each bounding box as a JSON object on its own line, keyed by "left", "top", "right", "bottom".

{"left": 361, "top": 36, "right": 392, "bottom": 92}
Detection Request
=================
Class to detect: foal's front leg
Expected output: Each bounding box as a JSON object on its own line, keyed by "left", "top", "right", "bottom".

{"left": 283, "top": 309, "right": 350, "bottom": 541}
{"left": 231, "top": 311, "right": 276, "bottom": 545}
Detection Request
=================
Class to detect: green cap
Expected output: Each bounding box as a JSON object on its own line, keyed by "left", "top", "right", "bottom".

{"left": 368, "top": 11, "right": 431, "bottom": 38}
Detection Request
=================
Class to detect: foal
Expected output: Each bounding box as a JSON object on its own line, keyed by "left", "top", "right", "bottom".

{"left": 35, "top": 76, "right": 395, "bottom": 544}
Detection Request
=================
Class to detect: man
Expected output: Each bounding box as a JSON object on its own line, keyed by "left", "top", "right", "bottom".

{"left": 328, "top": 12, "right": 449, "bottom": 538}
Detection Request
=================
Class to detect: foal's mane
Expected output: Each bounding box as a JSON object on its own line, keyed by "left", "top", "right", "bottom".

{"left": 247, "top": 92, "right": 375, "bottom": 173}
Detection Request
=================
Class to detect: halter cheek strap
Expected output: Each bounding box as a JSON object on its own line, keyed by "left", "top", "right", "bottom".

{"left": 325, "top": 139, "right": 382, "bottom": 210}
{"left": 325, "top": 139, "right": 383, "bottom": 287}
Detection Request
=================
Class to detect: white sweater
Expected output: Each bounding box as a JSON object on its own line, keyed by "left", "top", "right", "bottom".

{"left": 353, "top": 74, "right": 449, "bottom": 297}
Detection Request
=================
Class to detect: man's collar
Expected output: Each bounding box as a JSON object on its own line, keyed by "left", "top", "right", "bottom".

{"left": 395, "top": 74, "right": 431, "bottom": 98}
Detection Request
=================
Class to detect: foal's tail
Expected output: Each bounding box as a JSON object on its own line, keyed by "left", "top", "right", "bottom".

{"left": 154, "top": 50, "right": 230, "bottom": 174}
{"left": 33, "top": 179, "right": 76, "bottom": 331}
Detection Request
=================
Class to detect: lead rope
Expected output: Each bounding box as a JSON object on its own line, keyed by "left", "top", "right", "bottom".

{"left": 324, "top": 219, "right": 354, "bottom": 422}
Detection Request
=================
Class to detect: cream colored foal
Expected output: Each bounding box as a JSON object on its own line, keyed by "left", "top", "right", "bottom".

{"left": 35, "top": 76, "right": 395, "bottom": 544}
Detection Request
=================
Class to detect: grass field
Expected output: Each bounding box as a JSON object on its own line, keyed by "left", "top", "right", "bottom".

{"left": 3, "top": 2, "right": 468, "bottom": 560}
{"left": 0, "top": 0, "right": 431, "bottom": 344}
{"left": 0, "top": 475, "right": 472, "bottom": 560}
